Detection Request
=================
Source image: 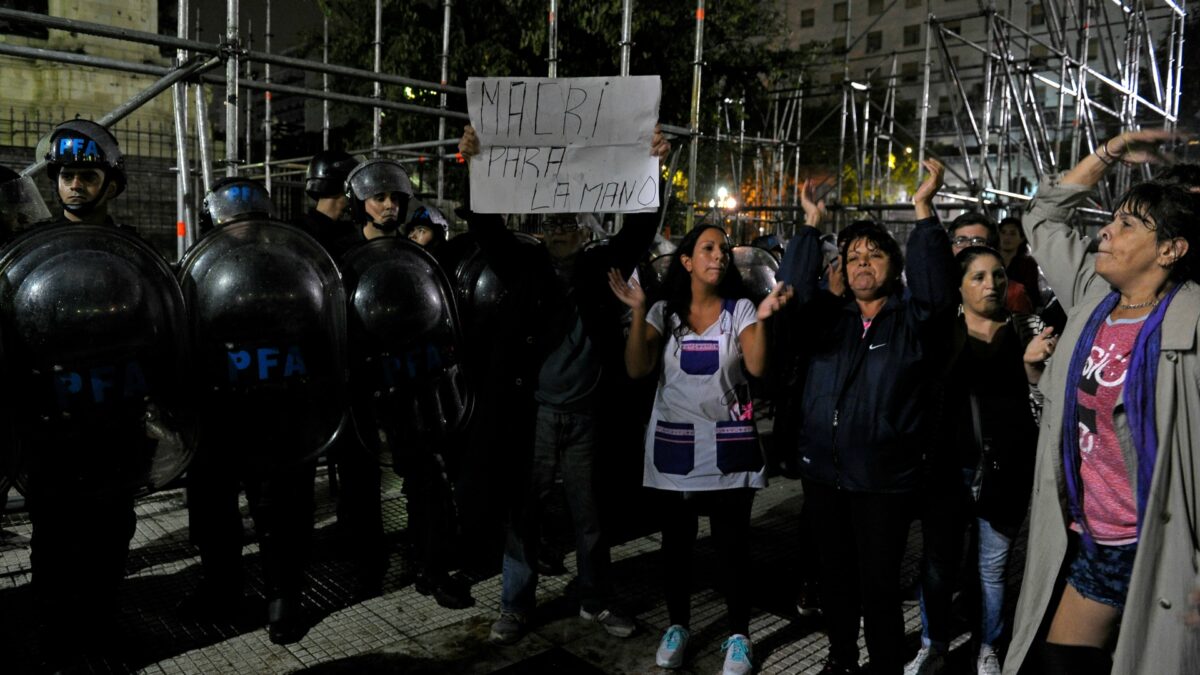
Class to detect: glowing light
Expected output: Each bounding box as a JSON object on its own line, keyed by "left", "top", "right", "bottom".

{"left": 717, "top": 186, "right": 729, "bottom": 200}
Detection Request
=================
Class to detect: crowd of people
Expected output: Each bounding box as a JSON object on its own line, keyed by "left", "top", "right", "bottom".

{"left": 1, "top": 116, "right": 1199, "bottom": 675}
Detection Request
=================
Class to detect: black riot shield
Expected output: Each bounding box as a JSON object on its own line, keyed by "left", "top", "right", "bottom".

{"left": 0, "top": 223, "right": 193, "bottom": 498}
{"left": 732, "top": 245, "right": 780, "bottom": 304}
{"left": 438, "top": 231, "right": 541, "bottom": 347}
{"left": 341, "top": 236, "right": 469, "bottom": 462}
{"left": 178, "top": 219, "right": 347, "bottom": 467}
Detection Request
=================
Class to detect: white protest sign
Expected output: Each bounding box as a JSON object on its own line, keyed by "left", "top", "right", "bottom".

{"left": 467, "top": 76, "right": 662, "bottom": 214}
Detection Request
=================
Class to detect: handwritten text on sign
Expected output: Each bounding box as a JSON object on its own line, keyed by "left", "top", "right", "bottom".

{"left": 467, "top": 76, "right": 661, "bottom": 214}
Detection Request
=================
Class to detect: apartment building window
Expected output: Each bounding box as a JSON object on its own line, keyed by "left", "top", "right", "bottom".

{"left": 901, "top": 60, "right": 921, "bottom": 84}
{"left": 834, "top": 2, "right": 848, "bottom": 22}
{"left": 867, "top": 30, "right": 883, "bottom": 53}
{"left": 943, "top": 20, "right": 962, "bottom": 34}
{"left": 1031, "top": 5, "right": 1045, "bottom": 26}
{"left": 801, "top": 8, "right": 815, "bottom": 28}
{"left": 869, "top": 0, "right": 885, "bottom": 15}
{"left": 832, "top": 36, "right": 848, "bottom": 54}
{"left": 904, "top": 24, "right": 921, "bottom": 46}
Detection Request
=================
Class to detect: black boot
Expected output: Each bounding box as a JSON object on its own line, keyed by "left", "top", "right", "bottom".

{"left": 1033, "top": 642, "right": 1113, "bottom": 675}
{"left": 267, "top": 596, "right": 308, "bottom": 645}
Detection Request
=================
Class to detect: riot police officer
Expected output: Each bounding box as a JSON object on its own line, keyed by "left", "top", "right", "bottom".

{"left": 41, "top": 119, "right": 128, "bottom": 227}
{"left": 5, "top": 120, "right": 192, "bottom": 669}
{"left": 404, "top": 203, "right": 450, "bottom": 251}
{"left": 342, "top": 159, "right": 473, "bottom": 608}
{"left": 299, "top": 150, "right": 359, "bottom": 252}
{"left": 179, "top": 176, "right": 335, "bottom": 644}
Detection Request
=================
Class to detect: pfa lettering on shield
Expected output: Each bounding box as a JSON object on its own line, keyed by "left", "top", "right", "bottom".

{"left": 227, "top": 346, "right": 308, "bottom": 384}
{"left": 52, "top": 359, "right": 149, "bottom": 410}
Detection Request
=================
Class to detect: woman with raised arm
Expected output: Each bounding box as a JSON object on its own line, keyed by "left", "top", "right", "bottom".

{"left": 1006, "top": 130, "right": 1200, "bottom": 675}
{"left": 774, "top": 160, "right": 958, "bottom": 675}
{"left": 608, "top": 224, "right": 791, "bottom": 675}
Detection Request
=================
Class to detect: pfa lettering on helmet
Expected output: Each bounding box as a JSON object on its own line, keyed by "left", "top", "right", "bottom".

{"left": 56, "top": 137, "right": 104, "bottom": 163}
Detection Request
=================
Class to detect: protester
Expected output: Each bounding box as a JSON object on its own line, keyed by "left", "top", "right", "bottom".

{"left": 776, "top": 160, "right": 957, "bottom": 675}
{"left": 1006, "top": 129, "right": 1200, "bottom": 675}
{"left": 609, "top": 224, "right": 791, "bottom": 674}
{"left": 948, "top": 213, "right": 1034, "bottom": 313}
{"left": 458, "top": 123, "right": 670, "bottom": 646}
{"left": 905, "top": 246, "right": 1041, "bottom": 675}
{"left": 998, "top": 216, "right": 1044, "bottom": 310}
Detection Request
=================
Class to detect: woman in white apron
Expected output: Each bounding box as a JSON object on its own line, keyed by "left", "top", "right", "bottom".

{"left": 608, "top": 224, "right": 792, "bottom": 675}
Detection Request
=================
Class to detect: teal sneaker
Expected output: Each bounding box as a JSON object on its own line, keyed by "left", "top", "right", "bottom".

{"left": 721, "top": 634, "right": 753, "bottom": 675}
{"left": 655, "top": 624, "right": 690, "bottom": 668}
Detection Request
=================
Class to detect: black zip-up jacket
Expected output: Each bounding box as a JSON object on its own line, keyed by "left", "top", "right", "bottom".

{"left": 775, "top": 217, "right": 957, "bottom": 493}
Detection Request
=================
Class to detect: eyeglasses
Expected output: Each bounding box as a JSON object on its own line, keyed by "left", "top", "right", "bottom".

{"left": 951, "top": 235, "right": 989, "bottom": 248}
{"left": 544, "top": 222, "right": 581, "bottom": 235}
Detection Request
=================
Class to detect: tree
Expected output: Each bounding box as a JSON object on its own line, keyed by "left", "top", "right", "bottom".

{"left": 304, "top": 0, "right": 820, "bottom": 206}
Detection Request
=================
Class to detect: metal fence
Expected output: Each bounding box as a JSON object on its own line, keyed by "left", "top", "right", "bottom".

{"left": 0, "top": 106, "right": 191, "bottom": 256}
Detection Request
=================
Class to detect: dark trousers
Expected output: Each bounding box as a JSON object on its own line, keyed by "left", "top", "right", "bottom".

{"left": 333, "top": 434, "right": 385, "bottom": 574}
{"left": 188, "top": 453, "right": 316, "bottom": 600}
{"left": 918, "top": 472, "right": 971, "bottom": 648}
{"left": 658, "top": 487, "right": 756, "bottom": 636}
{"left": 399, "top": 445, "right": 459, "bottom": 577}
{"left": 805, "top": 480, "right": 917, "bottom": 675}
{"left": 29, "top": 490, "right": 136, "bottom": 644}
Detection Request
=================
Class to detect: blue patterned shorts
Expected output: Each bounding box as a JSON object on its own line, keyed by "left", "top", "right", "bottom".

{"left": 1066, "top": 536, "right": 1138, "bottom": 610}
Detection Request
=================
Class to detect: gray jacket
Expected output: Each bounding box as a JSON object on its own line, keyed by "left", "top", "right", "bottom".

{"left": 1006, "top": 182, "right": 1200, "bottom": 674}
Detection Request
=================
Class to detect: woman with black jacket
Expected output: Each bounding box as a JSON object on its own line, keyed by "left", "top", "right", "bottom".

{"left": 775, "top": 160, "right": 957, "bottom": 675}
{"left": 906, "top": 246, "right": 1044, "bottom": 675}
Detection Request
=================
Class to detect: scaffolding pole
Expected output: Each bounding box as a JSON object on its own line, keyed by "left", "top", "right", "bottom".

{"left": 225, "top": 0, "right": 239, "bottom": 176}
{"left": 264, "top": 0, "right": 272, "bottom": 192}
{"left": 175, "top": 0, "right": 192, "bottom": 259}
{"left": 686, "top": 0, "right": 704, "bottom": 232}
{"left": 437, "top": 0, "right": 452, "bottom": 202}
{"left": 372, "top": 0, "right": 382, "bottom": 154}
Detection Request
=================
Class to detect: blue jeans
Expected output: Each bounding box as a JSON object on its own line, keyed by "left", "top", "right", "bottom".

{"left": 918, "top": 469, "right": 1013, "bottom": 649}
{"left": 500, "top": 405, "right": 608, "bottom": 614}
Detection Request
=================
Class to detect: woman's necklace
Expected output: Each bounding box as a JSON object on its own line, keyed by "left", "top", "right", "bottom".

{"left": 1117, "top": 298, "right": 1160, "bottom": 310}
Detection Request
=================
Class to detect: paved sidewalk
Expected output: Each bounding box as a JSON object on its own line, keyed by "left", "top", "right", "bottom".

{"left": 0, "top": 468, "right": 1014, "bottom": 674}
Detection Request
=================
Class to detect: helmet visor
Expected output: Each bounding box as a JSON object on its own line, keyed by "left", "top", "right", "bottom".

{"left": 347, "top": 161, "right": 413, "bottom": 201}
{"left": 0, "top": 174, "right": 52, "bottom": 226}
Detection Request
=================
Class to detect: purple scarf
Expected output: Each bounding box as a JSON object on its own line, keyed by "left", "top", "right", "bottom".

{"left": 1061, "top": 285, "right": 1181, "bottom": 548}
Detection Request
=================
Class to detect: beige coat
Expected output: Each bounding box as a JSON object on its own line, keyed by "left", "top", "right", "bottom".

{"left": 1005, "top": 183, "right": 1200, "bottom": 674}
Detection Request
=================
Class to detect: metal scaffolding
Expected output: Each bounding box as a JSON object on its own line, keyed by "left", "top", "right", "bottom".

{"left": 736, "top": 0, "right": 1188, "bottom": 235}
{"left": 0, "top": 1, "right": 1187, "bottom": 250}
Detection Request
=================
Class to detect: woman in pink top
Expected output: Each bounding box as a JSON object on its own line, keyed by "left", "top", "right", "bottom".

{"left": 1006, "top": 131, "right": 1200, "bottom": 675}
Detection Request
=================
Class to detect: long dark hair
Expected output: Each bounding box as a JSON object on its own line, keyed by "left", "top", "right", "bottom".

{"left": 658, "top": 224, "right": 749, "bottom": 339}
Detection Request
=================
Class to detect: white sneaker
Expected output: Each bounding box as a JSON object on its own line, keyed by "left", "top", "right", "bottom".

{"left": 977, "top": 644, "right": 1001, "bottom": 675}
{"left": 904, "top": 645, "right": 946, "bottom": 675}
{"left": 655, "top": 624, "right": 689, "bottom": 669}
{"left": 721, "top": 634, "right": 753, "bottom": 675}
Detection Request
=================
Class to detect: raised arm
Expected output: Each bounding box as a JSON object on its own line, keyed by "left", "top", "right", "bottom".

{"left": 605, "top": 125, "right": 672, "bottom": 274}
{"left": 739, "top": 282, "right": 793, "bottom": 377}
{"left": 1026, "top": 129, "right": 1180, "bottom": 311}
{"left": 906, "top": 159, "right": 958, "bottom": 319}
{"left": 607, "top": 268, "right": 662, "bottom": 378}
{"left": 458, "top": 125, "right": 541, "bottom": 284}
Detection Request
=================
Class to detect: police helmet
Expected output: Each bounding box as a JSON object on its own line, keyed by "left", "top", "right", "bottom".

{"left": 43, "top": 121, "right": 126, "bottom": 184}
{"left": 41, "top": 119, "right": 126, "bottom": 214}
{"left": 201, "top": 177, "right": 274, "bottom": 231}
{"left": 404, "top": 204, "right": 450, "bottom": 246}
{"left": 305, "top": 150, "right": 359, "bottom": 200}
{"left": 345, "top": 159, "right": 413, "bottom": 231}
